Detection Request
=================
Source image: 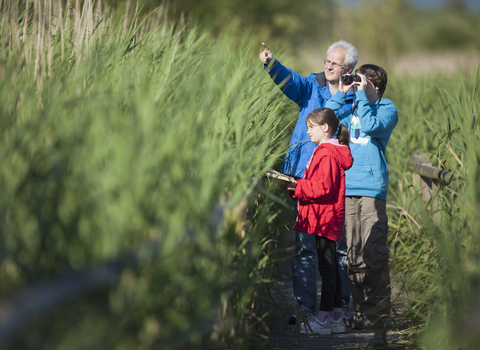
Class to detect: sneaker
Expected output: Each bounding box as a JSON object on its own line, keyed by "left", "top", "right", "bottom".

{"left": 349, "top": 313, "right": 384, "bottom": 330}
{"left": 341, "top": 307, "right": 351, "bottom": 321}
{"left": 299, "top": 317, "right": 331, "bottom": 335}
{"left": 329, "top": 317, "right": 346, "bottom": 334}
{"left": 289, "top": 310, "right": 313, "bottom": 325}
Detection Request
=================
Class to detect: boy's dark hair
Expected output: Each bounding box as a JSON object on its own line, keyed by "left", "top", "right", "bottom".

{"left": 356, "top": 64, "right": 387, "bottom": 98}
{"left": 306, "top": 108, "right": 350, "bottom": 147}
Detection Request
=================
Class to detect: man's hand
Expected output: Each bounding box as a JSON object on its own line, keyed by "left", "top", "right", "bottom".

{"left": 259, "top": 42, "right": 274, "bottom": 67}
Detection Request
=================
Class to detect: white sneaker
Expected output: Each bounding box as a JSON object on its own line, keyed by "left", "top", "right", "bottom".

{"left": 329, "top": 317, "right": 346, "bottom": 334}
{"left": 299, "top": 318, "right": 331, "bottom": 335}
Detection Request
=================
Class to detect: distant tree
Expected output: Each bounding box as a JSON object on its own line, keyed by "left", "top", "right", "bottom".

{"left": 102, "top": 0, "right": 335, "bottom": 48}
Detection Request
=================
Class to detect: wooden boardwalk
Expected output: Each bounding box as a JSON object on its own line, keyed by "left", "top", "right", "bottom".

{"left": 270, "top": 276, "right": 407, "bottom": 349}
{"left": 269, "top": 235, "right": 408, "bottom": 349}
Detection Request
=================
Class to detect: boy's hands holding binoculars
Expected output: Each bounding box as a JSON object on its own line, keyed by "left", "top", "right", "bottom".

{"left": 339, "top": 73, "right": 367, "bottom": 94}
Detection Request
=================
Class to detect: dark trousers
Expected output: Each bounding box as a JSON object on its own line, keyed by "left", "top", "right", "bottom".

{"left": 316, "top": 236, "right": 342, "bottom": 312}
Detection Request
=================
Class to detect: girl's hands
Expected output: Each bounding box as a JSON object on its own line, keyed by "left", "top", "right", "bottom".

{"left": 286, "top": 181, "right": 297, "bottom": 191}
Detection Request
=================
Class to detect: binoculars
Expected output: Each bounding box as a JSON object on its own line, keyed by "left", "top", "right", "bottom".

{"left": 341, "top": 74, "right": 361, "bottom": 84}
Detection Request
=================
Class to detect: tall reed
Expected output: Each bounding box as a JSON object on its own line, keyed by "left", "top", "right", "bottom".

{"left": 387, "top": 70, "right": 480, "bottom": 349}
{"left": 0, "top": 1, "right": 293, "bottom": 348}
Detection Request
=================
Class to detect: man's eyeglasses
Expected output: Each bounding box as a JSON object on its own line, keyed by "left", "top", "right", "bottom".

{"left": 323, "top": 59, "right": 345, "bottom": 69}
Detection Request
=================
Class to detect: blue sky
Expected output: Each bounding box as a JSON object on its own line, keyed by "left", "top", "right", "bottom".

{"left": 411, "top": 0, "right": 480, "bottom": 11}
{"left": 339, "top": 0, "right": 480, "bottom": 12}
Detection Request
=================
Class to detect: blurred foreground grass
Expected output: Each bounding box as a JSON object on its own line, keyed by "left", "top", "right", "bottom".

{"left": 0, "top": 1, "right": 296, "bottom": 349}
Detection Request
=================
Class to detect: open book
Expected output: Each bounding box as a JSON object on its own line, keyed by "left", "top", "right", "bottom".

{"left": 266, "top": 168, "right": 297, "bottom": 187}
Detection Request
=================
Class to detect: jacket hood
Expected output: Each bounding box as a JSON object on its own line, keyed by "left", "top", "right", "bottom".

{"left": 320, "top": 141, "right": 353, "bottom": 171}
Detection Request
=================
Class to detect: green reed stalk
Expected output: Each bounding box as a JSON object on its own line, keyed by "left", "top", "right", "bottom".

{"left": 387, "top": 69, "right": 480, "bottom": 349}
{"left": 0, "top": 2, "right": 293, "bottom": 349}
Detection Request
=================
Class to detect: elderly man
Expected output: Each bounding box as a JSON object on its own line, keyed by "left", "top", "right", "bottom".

{"left": 260, "top": 40, "right": 358, "bottom": 324}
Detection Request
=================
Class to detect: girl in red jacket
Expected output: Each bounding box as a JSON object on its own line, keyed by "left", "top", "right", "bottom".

{"left": 287, "top": 107, "right": 353, "bottom": 335}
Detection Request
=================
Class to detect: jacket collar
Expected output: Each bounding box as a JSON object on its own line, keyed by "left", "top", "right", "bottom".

{"left": 315, "top": 72, "right": 327, "bottom": 87}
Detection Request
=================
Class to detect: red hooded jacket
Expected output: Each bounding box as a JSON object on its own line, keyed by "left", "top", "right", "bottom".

{"left": 291, "top": 139, "right": 353, "bottom": 242}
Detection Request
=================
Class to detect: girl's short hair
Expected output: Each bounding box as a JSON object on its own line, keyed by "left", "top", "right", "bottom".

{"left": 356, "top": 64, "right": 388, "bottom": 98}
{"left": 306, "top": 108, "right": 350, "bottom": 146}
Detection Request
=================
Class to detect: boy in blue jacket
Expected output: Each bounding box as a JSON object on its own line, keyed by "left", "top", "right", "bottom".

{"left": 326, "top": 64, "right": 398, "bottom": 329}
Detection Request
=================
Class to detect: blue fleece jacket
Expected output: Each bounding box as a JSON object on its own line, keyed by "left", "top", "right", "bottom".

{"left": 326, "top": 90, "right": 398, "bottom": 200}
{"left": 267, "top": 60, "right": 354, "bottom": 178}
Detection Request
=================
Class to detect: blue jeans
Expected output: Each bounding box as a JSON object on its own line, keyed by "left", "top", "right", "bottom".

{"left": 291, "top": 200, "right": 317, "bottom": 315}
{"left": 337, "top": 228, "right": 351, "bottom": 310}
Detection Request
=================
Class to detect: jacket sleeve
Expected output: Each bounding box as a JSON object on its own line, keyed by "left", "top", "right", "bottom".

{"left": 325, "top": 90, "right": 346, "bottom": 112}
{"left": 292, "top": 154, "right": 339, "bottom": 202}
{"left": 267, "top": 60, "right": 313, "bottom": 106}
{"left": 325, "top": 91, "right": 352, "bottom": 126}
{"left": 355, "top": 91, "right": 398, "bottom": 138}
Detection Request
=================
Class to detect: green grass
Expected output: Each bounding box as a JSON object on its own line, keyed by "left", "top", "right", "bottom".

{"left": 0, "top": 1, "right": 296, "bottom": 349}
{"left": 386, "top": 69, "right": 480, "bottom": 349}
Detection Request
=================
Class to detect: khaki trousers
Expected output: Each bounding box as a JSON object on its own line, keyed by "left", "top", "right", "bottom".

{"left": 345, "top": 196, "right": 391, "bottom": 318}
